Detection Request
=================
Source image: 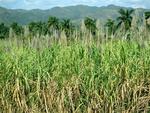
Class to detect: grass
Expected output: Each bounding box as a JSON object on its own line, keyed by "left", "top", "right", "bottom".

{"left": 1, "top": 35, "right": 150, "bottom": 113}
{"left": 1, "top": 17, "right": 150, "bottom": 112}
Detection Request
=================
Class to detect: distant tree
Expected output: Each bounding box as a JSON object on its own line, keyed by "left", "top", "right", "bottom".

{"left": 10, "top": 22, "right": 24, "bottom": 36}
{"left": 0, "top": 23, "right": 9, "bottom": 39}
{"left": 48, "top": 16, "right": 60, "bottom": 31}
{"left": 41, "top": 22, "right": 49, "bottom": 35}
{"left": 28, "top": 22, "right": 37, "bottom": 36}
{"left": 105, "top": 19, "right": 116, "bottom": 35}
{"left": 61, "top": 19, "right": 75, "bottom": 37}
{"left": 117, "top": 9, "right": 134, "bottom": 31}
{"left": 84, "top": 17, "right": 97, "bottom": 35}
{"left": 29, "top": 21, "right": 49, "bottom": 36}
{"left": 145, "top": 12, "right": 150, "bottom": 29}
{"left": 36, "top": 21, "right": 43, "bottom": 35}
{"left": 145, "top": 12, "right": 150, "bottom": 20}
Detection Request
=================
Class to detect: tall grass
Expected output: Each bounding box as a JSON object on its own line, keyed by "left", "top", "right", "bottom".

{"left": 1, "top": 18, "right": 150, "bottom": 113}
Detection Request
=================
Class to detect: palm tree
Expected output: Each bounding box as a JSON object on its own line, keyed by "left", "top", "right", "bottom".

{"left": 28, "top": 22, "right": 38, "bottom": 36}
{"left": 48, "top": 16, "right": 60, "bottom": 31}
{"left": 145, "top": 12, "right": 150, "bottom": 29}
{"left": 48, "top": 16, "right": 60, "bottom": 37}
{"left": 105, "top": 19, "right": 116, "bottom": 35}
{"left": 61, "top": 19, "right": 75, "bottom": 37}
{"left": 29, "top": 21, "right": 49, "bottom": 36}
{"left": 84, "top": 17, "right": 97, "bottom": 35}
{"left": 0, "top": 23, "right": 9, "bottom": 39}
{"left": 11, "top": 22, "right": 24, "bottom": 36}
{"left": 117, "top": 8, "right": 134, "bottom": 31}
{"left": 145, "top": 12, "right": 150, "bottom": 20}
{"left": 41, "top": 22, "right": 49, "bottom": 36}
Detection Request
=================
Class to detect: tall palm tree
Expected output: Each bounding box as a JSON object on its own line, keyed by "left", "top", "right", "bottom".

{"left": 28, "top": 22, "right": 39, "bottom": 36}
{"left": 145, "top": 12, "right": 150, "bottom": 29}
{"left": 105, "top": 19, "right": 116, "bottom": 35}
{"left": 84, "top": 17, "right": 97, "bottom": 35}
{"left": 145, "top": 12, "right": 150, "bottom": 20}
{"left": 61, "top": 19, "right": 75, "bottom": 37}
{"left": 29, "top": 21, "right": 49, "bottom": 36}
{"left": 117, "top": 8, "right": 134, "bottom": 31}
{"left": 11, "top": 22, "right": 24, "bottom": 36}
{"left": 48, "top": 16, "right": 60, "bottom": 31}
{"left": 41, "top": 22, "right": 49, "bottom": 36}
{"left": 48, "top": 16, "right": 60, "bottom": 37}
{"left": 0, "top": 23, "right": 9, "bottom": 39}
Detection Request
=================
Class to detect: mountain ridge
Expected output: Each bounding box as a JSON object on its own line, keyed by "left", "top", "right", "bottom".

{"left": 0, "top": 5, "right": 149, "bottom": 25}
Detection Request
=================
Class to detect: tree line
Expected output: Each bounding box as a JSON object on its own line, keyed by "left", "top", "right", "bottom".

{"left": 0, "top": 9, "right": 150, "bottom": 39}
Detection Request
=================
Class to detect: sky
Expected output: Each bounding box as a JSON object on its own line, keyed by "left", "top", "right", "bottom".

{"left": 0, "top": 0, "right": 150, "bottom": 10}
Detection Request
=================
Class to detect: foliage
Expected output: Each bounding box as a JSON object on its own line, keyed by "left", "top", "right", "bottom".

{"left": 48, "top": 16, "right": 60, "bottom": 30}
{"left": 28, "top": 21, "right": 49, "bottom": 36}
{"left": 117, "top": 9, "right": 134, "bottom": 31}
{"left": 105, "top": 19, "right": 116, "bottom": 35}
{"left": 145, "top": 12, "right": 150, "bottom": 19}
{"left": 0, "top": 23, "right": 9, "bottom": 39}
{"left": 84, "top": 17, "right": 97, "bottom": 35}
{"left": 1, "top": 36, "right": 150, "bottom": 112}
{"left": 1, "top": 6, "right": 150, "bottom": 113}
{"left": 145, "top": 12, "right": 150, "bottom": 29}
{"left": 10, "top": 22, "right": 24, "bottom": 36}
{"left": 61, "top": 19, "right": 75, "bottom": 37}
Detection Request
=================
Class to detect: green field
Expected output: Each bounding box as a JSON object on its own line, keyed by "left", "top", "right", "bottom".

{"left": 1, "top": 9, "right": 150, "bottom": 113}
{"left": 1, "top": 34, "right": 150, "bottom": 112}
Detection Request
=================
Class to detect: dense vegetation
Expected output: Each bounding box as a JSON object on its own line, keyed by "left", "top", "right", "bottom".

{"left": 1, "top": 9, "right": 150, "bottom": 113}
{"left": 0, "top": 9, "right": 150, "bottom": 39}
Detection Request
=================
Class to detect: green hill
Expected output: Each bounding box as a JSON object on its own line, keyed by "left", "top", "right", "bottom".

{"left": 0, "top": 5, "right": 149, "bottom": 25}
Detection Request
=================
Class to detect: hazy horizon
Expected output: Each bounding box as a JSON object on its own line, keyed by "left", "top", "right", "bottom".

{"left": 0, "top": 0, "right": 149, "bottom": 10}
{"left": 0, "top": 4, "right": 143, "bottom": 10}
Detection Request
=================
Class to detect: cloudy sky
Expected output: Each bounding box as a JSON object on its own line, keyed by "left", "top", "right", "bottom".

{"left": 0, "top": 0, "right": 149, "bottom": 10}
